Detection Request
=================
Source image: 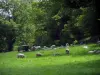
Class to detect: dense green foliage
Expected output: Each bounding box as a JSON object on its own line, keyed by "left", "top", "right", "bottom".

{"left": 0, "top": 0, "right": 100, "bottom": 51}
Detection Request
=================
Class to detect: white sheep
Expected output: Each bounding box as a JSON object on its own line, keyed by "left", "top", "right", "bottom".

{"left": 17, "top": 53, "right": 25, "bottom": 58}
{"left": 66, "top": 47, "right": 70, "bottom": 54}
{"left": 88, "top": 51, "right": 94, "bottom": 54}
{"left": 51, "top": 45, "right": 56, "bottom": 49}
{"left": 97, "top": 41, "right": 100, "bottom": 44}
{"left": 66, "top": 43, "right": 69, "bottom": 47}
{"left": 43, "top": 46, "right": 48, "bottom": 50}
{"left": 36, "top": 52, "right": 43, "bottom": 57}
{"left": 83, "top": 45, "right": 88, "bottom": 49}
{"left": 35, "top": 46, "right": 41, "bottom": 50}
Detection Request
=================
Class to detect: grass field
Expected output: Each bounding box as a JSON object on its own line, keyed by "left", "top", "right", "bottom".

{"left": 0, "top": 44, "right": 100, "bottom": 75}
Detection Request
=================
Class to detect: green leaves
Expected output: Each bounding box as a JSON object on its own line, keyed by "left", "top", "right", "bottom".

{"left": 0, "top": 0, "right": 98, "bottom": 50}
{"left": 52, "top": 14, "right": 61, "bottom": 21}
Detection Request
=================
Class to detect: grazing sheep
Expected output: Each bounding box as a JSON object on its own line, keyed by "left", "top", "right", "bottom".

{"left": 36, "top": 52, "right": 42, "bottom": 57}
{"left": 97, "top": 40, "right": 100, "bottom": 44}
{"left": 66, "top": 43, "right": 69, "bottom": 47}
{"left": 60, "top": 45, "right": 64, "bottom": 48}
{"left": 66, "top": 48, "right": 70, "bottom": 54}
{"left": 17, "top": 53, "right": 25, "bottom": 58}
{"left": 83, "top": 45, "right": 88, "bottom": 49}
{"left": 88, "top": 51, "right": 94, "bottom": 54}
{"left": 43, "top": 46, "right": 48, "bottom": 50}
{"left": 51, "top": 45, "right": 56, "bottom": 49}
{"left": 94, "top": 50, "right": 100, "bottom": 54}
{"left": 31, "top": 46, "right": 36, "bottom": 51}
{"left": 34, "top": 46, "right": 41, "bottom": 50}
{"left": 88, "top": 50, "right": 100, "bottom": 54}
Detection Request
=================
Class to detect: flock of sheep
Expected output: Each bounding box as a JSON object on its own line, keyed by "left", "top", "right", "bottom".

{"left": 17, "top": 44, "right": 70, "bottom": 58}
{"left": 17, "top": 41, "right": 100, "bottom": 58}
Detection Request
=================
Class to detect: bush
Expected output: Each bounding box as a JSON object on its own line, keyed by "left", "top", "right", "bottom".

{"left": 73, "top": 40, "right": 78, "bottom": 45}
{"left": 54, "top": 40, "right": 60, "bottom": 46}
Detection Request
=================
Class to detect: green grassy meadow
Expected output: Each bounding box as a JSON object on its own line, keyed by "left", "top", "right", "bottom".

{"left": 0, "top": 44, "right": 100, "bottom": 75}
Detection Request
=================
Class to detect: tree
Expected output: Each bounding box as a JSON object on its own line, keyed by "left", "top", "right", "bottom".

{"left": 0, "top": 0, "right": 19, "bottom": 52}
